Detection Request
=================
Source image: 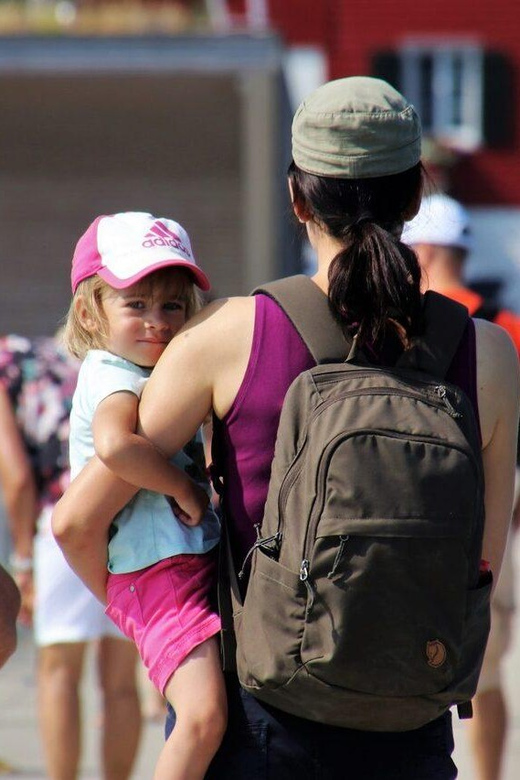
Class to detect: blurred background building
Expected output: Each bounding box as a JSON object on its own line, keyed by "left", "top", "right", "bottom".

{"left": 1, "top": 4, "right": 520, "bottom": 777}
{"left": 0, "top": 0, "right": 519, "bottom": 325}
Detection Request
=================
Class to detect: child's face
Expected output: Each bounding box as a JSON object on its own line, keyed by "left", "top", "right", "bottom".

{"left": 100, "top": 274, "right": 188, "bottom": 368}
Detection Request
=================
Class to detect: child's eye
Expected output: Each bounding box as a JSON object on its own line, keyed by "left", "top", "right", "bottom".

{"left": 164, "top": 301, "right": 186, "bottom": 312}
{"left": 127, "top": 300, "right": 145, "bottom": 310}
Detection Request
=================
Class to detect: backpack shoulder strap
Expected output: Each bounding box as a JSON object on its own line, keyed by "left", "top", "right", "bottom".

{"left": 252, "top": 274, "right": 348, "bottom": 363}
{"left": 252, "top": 278, "right": 469, "bottom": 377}
{"left": 398, "top": 290, "right": 470, "bottom": 378}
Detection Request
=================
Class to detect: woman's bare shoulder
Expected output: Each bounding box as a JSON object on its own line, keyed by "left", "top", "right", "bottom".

{"left": 189, "top": 295, "right": 255, "bottom": 324}
{"left": 143, "top": 295, "right": 256, "bottom": 423}
{"left": 474, "top": 317, "right": 520, "bottom": 445}
{"left": 474, "top": 316, "right": 519, "bottom": 381}
{"left": 174, "top": 295, "right": 256, "bottom": 361}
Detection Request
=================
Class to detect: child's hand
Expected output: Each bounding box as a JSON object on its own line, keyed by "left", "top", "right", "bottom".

{"left": 169, "top": 481, "right": 210, "bottom": 526}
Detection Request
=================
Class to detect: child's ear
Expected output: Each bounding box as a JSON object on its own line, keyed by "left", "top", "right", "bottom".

{"left": 74, "top": 295, "right": 98, "bottom": 333}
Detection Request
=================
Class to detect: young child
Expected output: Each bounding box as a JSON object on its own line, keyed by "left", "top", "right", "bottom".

{"left": 63, "top": 212, "right": 226, "bottom": 780}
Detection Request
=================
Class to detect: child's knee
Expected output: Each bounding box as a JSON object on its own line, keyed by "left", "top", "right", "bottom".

{"left": 208, "top": 700, "right": 228, "bottom": 743}
{"left": 179, "top": 699, "right": 227, "bottom": 750}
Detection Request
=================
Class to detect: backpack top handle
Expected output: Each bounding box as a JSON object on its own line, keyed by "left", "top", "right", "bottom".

{"left": 398, "top": 291, "right": 469, "bottom": 378}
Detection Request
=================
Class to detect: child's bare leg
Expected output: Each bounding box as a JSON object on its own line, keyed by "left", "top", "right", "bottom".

{"left": 154, "top": 636, "right": 227, "bottom": 780}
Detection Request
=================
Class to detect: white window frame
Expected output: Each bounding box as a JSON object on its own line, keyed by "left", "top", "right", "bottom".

{"left": 401, "top": 40, "right": 484, "bottom": 151}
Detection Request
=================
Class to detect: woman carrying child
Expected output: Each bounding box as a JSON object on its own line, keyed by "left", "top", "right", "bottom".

{"left": 55, "top": 80, "right": 519, "bottom": 778}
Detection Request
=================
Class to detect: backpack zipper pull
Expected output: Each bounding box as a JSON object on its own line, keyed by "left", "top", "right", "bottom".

{"left": 435, "top": 385, "right": 462, "bottom": 418}
{"left": 238, "top": 532, "right": 282, "bottom": 580}
{"left": 328, "top": 535, "right": 350, "bottom": 579}
{"left": 300, "top": 558, "right": 316, "bottom": 611}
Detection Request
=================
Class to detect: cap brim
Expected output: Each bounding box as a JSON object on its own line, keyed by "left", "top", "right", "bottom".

{"left": 98, "top": 259, "right": 211, "bottom": 292}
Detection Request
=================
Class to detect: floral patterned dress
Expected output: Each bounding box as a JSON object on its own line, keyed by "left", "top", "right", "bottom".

{"left": 0, "top": 335, "right": 79, "bottom": 523}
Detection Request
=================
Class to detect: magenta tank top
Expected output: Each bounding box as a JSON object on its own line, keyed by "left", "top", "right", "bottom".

{"left": 213, "top": 294, "right": 479, "bottom": 565}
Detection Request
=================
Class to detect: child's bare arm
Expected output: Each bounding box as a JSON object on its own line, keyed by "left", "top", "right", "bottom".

{"left": 93, "top": 391, "right": 209, "bottom": 525}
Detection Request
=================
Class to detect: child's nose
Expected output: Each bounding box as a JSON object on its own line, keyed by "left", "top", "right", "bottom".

{"left": 146, "top": 310, "right": 170, "bottom": 330}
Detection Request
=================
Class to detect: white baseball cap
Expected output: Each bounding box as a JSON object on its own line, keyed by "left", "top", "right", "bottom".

{"left": 71, "top": 211, "right": 210, "bottom": 293}
{"left": 402, "top": 193, "right": 473, "bottom": 253}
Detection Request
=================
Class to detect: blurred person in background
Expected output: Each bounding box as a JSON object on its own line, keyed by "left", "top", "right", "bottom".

{"left": 0, "top": 561, "right": 20, "bottom": 667}
{"left": 0, "top": 333, "right": 142, "bottom": 780}
{"left": 404, "top": 193, "right": 520, "bottom": 780}
{"left": 0, "top": 560, "right": 21, "bottom": 773}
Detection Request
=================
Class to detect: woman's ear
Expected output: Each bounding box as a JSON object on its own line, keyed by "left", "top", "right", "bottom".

{"left": 74, "top": 295, "right": 98, "bottom": 333}
{"left": 287, "top": 178, "right": 312, "bottom": 224}
{"left": 402, "top": 184, "right": 423, "bottom": 222}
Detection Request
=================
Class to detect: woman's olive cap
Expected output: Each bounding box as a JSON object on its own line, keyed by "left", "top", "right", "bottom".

{"left": 292, "top": 76, "right": 422, "bottom": 179}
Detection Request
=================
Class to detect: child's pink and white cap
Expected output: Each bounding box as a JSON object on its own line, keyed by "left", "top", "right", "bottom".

{"left": 71, "top": 212, "right": 210, "bottom": 293}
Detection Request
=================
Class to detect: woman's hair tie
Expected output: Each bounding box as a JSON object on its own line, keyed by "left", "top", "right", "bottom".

{"left": 350, "top": 211, "right": 374, "bottom": 228}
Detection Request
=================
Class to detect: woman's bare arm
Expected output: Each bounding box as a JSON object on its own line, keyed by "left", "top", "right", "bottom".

{"left": 475, "top": 318, "right": 520, "bottom": 586}
{"left": 52, "top": 457, "right": 137, "bottom": 603}
{"left": 138, "top": 297, "right": 255, "bottom": 454}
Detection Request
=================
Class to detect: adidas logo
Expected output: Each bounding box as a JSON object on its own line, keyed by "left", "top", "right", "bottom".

{"left": 142, "top": 222, "right": 191, "bottom": 257}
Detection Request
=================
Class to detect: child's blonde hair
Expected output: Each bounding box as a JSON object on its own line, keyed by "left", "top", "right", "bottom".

{"left": 64, "top": 268, "right": 203, "bottom": 360}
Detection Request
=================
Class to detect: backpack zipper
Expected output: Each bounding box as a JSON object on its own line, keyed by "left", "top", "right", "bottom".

{"left": 312, "top": 384, "right": 465, "bottom": 422}
{"left": 301, "top": 428, "right": 482, "bottom": 567}
{"left": 279, "top": 383, "right": 469, "bottom": 521}
{"left": 315, "top": 366, "right": 462, "bottom": 393}
{"left": 315, "top": 366, "right": 466, "bottom": 419}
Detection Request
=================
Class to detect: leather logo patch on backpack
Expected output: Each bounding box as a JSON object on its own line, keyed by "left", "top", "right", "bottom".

{"left": 426, "top": 640, "right": 447, "bottom": 668}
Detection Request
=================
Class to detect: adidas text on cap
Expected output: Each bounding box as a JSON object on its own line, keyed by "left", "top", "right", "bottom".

{"left": 71, "top": 212, "right": 210, "bottom": 294}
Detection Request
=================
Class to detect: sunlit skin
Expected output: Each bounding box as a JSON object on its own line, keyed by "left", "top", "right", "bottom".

{"left": 70, "top": 269, "right": 210, "bottom": 566}
{"left": 85, "top": 273, "right": 209, "bottom": 530}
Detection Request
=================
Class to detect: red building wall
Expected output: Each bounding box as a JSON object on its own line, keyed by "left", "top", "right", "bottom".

{"left": 266, "top": 0, "right": 520, "bottom": 206}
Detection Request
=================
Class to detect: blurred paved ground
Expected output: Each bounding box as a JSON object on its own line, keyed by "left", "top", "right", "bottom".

{"left": 0, "top": 631, "right": 164, "bottom": 778}
{"left": 1, "top": 537, "right": 520, "bottom": 778}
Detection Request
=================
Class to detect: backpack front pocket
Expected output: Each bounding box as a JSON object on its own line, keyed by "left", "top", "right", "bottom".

{"left": 295, "top": 428, "right": 480, "bottom": 698}
{"left": 300, "top": 521, "right": 469, "bottom": 697}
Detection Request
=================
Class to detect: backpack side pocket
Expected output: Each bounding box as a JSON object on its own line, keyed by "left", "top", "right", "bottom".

{"left": 237, "top": 549, "right": 307, "bottom": 690}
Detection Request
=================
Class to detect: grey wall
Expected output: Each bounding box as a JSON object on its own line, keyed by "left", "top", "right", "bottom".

{"left": 0, "top": 73, "right": 246, "bottom": 336}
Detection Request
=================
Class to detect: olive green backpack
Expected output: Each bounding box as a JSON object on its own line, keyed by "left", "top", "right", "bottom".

{"left": 220, "top": 275, "right": 491, "bottom": 732}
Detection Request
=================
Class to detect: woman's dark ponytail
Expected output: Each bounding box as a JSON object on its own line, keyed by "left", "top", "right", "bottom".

{"left": 288, "top": 161, "right": 424, "bottom": 348}
{"left": 328, "top": 221, "right": 422, "bottom": 346}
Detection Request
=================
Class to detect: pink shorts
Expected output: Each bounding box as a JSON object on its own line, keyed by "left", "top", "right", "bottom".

{"left": 105, "top": 553, "right": 221, "bottom": 695}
